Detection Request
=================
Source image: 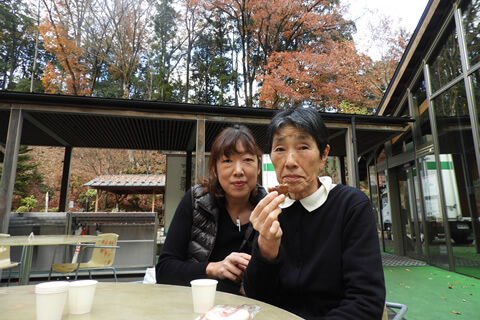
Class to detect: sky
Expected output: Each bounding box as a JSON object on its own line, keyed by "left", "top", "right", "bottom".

{"left": 343, "top": 0, "right": 430, "bottom": 59}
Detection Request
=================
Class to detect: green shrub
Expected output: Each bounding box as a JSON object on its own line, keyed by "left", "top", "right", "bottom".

{"left": 19, "top": 195, "right": 38, "bottom": 212}
{"left": 16, "top": 206, "right": 30, "bottom": 213}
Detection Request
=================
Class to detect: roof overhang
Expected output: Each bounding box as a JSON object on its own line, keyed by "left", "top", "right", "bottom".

{"left": 83, "top": 174, "right": 165, "bottom": 195}
{"left": 0, "top": 91, "right": 411, "bottom": 159}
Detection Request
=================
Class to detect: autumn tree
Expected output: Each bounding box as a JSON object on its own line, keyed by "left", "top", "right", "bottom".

{"left": 83, "top": 0, "right": 115, "bottom": 96}
{"left": 210, "top": 0, "right": 360, "bottom": 109}
{"left": 105, "top": 0, "right": 152, "bottom": 99}
{"left": 0, "top": 0, "right": 408, "bottom": 110}
{"left": 358, "top": 13, "right": 410, "bottom": 109}
{"left": 39, "top": 0, "right": 118, "bottom": 96}
{"left": 39, "top": 0, "right": 91, "bottom": 95}
{"left": 248, "top": 0, "right": 364, "bottom": 109}
{"left": 260, "top": 39, "right": 365, "bottom": 110}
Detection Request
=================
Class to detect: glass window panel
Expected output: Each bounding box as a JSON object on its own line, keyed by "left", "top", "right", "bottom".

{"left": 432, "top": 80, "right": 480, "bottom": 278}
{"left": 429, "top": 20, "right": 462, "bottom": 93}
{"left": 378, "top": 171, "right": 393, "bottom": 254}
{"left": 417, "top": 155, "right": 449, "bottom": 269}
{"left": 369, "top": 166, "right": 384, "bottom": 250}
{"left": 433, "top": 80, "right": 469, "bottom": 118}
{"left": 400, "top": 165, "right": 426, "bottom": 261}
{"left": 468, "top": 70, "right": 480, "bottom": 279}
{"left": 412, "top": 165, "right": 427, "bottom": 258}
{"left": 472, "top": 69, "right": 480, "bottom": 119}
{"left": 461, "top": 0, "right": 480, "bottom": 68}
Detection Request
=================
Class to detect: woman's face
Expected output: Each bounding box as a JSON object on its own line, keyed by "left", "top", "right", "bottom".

{"left": 270, "top": 125, "right": 330, "bottom": 200}
{"left": 216, "top": 142, "right": 260, "bottom": 202}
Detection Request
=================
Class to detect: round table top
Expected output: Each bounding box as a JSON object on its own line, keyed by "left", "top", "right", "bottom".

{"left": 0, "top": 235, "right": 100, "bottom": 246}
{"left": 0, "top": 282, "right": 303, "bottom": 320}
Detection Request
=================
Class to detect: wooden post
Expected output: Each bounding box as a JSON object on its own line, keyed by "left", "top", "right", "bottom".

{"left": 58, "top": 146, "right": 72, "bottom": 212}
{"left": 0, "top": 109, "right": 23, "bottom": 233}
{"left": 195, "top": 117, "right": 206, "bottom": 183}
{"left": 152, "top": 191, "right": 155, "bottom": 212}
{"left": 345, "top": 126, "right": 357, "bottom": 188}
{"left": 95, "top": 190, "right": 99, "bottom": 212}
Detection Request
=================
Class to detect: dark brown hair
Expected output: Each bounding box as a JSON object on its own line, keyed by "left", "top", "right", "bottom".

{"left": 204, "top": 125, "right": 262, "bottom": 203}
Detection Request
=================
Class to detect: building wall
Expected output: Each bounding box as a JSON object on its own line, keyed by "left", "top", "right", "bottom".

{"left": 372, "top": 0, "right": 480, "bottom": 278}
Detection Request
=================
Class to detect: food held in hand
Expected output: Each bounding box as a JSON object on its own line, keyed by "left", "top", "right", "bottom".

{"left": 268, "top": 184, "right": 289, "bottom": 195}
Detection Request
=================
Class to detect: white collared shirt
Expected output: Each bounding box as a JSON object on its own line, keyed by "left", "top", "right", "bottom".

{"left": 279, "top": 176, "right": 336, "bottom": 212}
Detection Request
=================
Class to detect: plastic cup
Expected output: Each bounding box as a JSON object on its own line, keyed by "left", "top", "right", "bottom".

{"left": 190, "top": 279, "right": 218, "bottom": 313}
{"left": 68, "top": 279, "right": 98, "bottom": 315}
{"left": 35, "top": 281, "right": 70, "bottom": 320}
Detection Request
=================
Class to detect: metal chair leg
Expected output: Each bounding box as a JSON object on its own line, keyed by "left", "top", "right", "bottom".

{"left": 7, "top": 268, "right": 12, "bottom": 286}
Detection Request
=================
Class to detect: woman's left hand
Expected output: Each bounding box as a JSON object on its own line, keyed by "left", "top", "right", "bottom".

{"left": 206, "top": 252, "right": 251, "bottom": 282}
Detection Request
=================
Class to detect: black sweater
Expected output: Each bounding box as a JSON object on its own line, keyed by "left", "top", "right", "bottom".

{"left": 244, "top": 184, "right": 386, "bottom": 319}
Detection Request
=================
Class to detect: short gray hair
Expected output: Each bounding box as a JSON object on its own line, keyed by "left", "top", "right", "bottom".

{"left": 267, "top": 108, "right": 329, "bottom": 156}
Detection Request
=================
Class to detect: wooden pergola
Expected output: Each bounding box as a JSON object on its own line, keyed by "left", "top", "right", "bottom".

{"left": 83, "top": 174, "right": 165, "bottom": 213}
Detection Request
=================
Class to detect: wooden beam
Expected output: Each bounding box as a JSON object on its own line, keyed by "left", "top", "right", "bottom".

{"left": 195, "top": 117, "right": 206, "bottom": 182}
{"left": 58, "top": 146, "right": 72, "bottom": 212}
{"left": 345, "top": 126, "right": 357, "bottom": 188}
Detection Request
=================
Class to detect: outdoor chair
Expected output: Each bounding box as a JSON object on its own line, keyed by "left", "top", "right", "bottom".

{"left": 382, "top": 301, "right": 408, "bottom": 320}
{"left": 48, "top": 233, "right": 120, "bottom": 282}
{"left": 0, "top": 234, "right": 21, "bottom": 286}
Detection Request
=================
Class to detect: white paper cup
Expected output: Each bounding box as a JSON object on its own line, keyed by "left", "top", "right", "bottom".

{"left": 68, "top": 280, "right": 98, "bottom": 315}
{"left": 190, "top": 279, "right": 218, "bottom": 313}
{"left": 35, "top": 281, "right": 70, "bottom": 320}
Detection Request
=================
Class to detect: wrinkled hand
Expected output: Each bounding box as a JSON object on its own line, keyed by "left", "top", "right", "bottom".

{"left": 250, "top": 191, "right": 285, "bottom": 260}
{"left": 206, "top": 252, "right": 251, "bottom": 282}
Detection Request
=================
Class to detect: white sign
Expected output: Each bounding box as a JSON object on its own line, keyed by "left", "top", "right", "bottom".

{"left": 262, "top": 154, "right": 279, "bottom": 190}
{"left": 164, "top": 154, "right": 208, "bottom": 232}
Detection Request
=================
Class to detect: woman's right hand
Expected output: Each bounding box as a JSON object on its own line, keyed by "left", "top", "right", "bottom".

{"left": 249, "top": 191, "right": 285, "bottom": 260}
{"left": 206, "top": 252, "right": 251, "bottom": 282}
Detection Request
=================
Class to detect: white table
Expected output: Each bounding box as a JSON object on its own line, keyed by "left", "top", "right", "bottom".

{"left": 0, "top": 235, "right": 100, "bottom": 285}
{"left": 0, "top": 282, "right": 303, "bottom": 319}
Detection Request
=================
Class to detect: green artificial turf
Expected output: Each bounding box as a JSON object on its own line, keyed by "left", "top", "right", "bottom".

{"left": 384, "top": 266, "right": 480, "bottom": 319}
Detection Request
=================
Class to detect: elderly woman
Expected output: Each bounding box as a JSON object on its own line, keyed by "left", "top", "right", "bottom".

{"left": 243, "top": 108, "right": 385, "bottom": 319}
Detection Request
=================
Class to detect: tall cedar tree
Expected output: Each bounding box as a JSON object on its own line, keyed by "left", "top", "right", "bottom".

{"left": 190, "top": 11, "right": 234, "bottom": 105}
{"left": 149, "top": 0, "right": 181, "bottom": 101}
{"left": 0, "top": 0, "right": 36, "bottom": 90}
{"left": 0, "top": 146, "right": 46, "bottom": 200}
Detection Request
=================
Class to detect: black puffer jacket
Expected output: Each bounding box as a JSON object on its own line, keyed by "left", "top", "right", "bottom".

{"left": 187, "top": 184, "right": 267, "bottom": 262}
{"left": 156, "top": 183, "right": 267, "bottom": 293}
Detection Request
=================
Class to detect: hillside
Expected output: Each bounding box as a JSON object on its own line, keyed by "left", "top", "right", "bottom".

{"left": 17, "top": 146, "right": 167, "bottom": 212}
